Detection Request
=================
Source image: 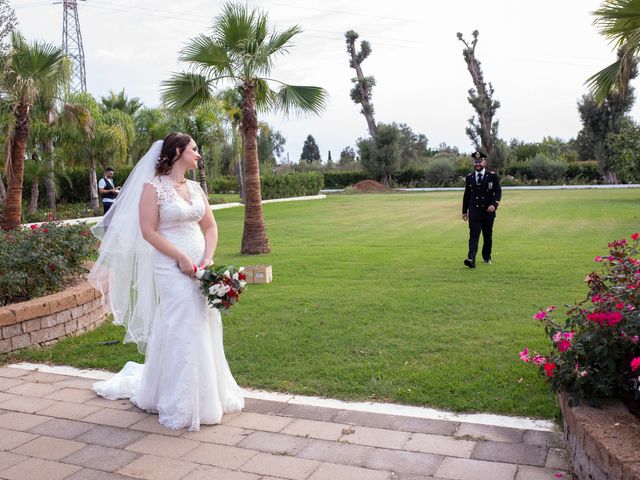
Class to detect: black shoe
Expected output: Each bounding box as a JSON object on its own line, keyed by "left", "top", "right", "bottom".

{"left": 464, "top": 259, "right": 476, "bottom": 269}
{"left": 484, "top": 259, "right": 492, "bottom": 264}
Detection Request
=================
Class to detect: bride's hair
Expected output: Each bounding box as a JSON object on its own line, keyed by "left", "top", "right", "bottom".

{"left": 156, "top": 132, "right": 193, "bottom": 175}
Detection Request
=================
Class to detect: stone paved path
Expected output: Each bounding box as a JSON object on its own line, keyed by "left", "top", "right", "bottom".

{"left": 0, "top": 366, "right": 570, "bottom": 480}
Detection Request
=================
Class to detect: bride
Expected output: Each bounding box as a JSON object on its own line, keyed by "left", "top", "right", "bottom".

{"left": 89, "top": 132, "right": 244, "bottom": 431}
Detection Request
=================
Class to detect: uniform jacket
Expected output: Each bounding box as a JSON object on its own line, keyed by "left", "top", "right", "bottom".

{"left": 462, "top": 170, "right": 502, "bottom": 214}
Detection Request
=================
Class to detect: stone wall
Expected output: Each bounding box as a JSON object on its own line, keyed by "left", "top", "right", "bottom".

{"left": 0, "top": 280, "right": 108, "bottom": 353}
{"left": 560, "top": 392, "right": 640, "bottom": 480}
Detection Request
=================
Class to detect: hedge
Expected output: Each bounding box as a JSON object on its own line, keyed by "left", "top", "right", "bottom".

{"left": 322, "top": 171, "right": 368, "bottom": 189}
{"left": 260, "top": 172, "right": 323, "bottom": 200}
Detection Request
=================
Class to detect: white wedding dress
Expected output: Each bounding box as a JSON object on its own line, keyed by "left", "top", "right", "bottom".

{"left": 92, "top": 176, "right": 244, "bottom": 431}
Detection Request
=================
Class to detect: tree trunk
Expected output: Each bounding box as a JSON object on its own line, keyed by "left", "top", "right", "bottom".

{"left": 88, "top": 157, "right": 100, "bottom": 214}
{"left": 43, "top": 139, "right": 56, "bottom": 210}
{"left": 1, "top": 103, "right": 30, "bottom": 230}
{"left": 347, "top": 38, "right": 377, "bottom": 142}
{"left": 0, "top": 175, "right": 6, "bottom": 204}
{"left": 240, "top": 83, "right": 270, "bottom": 255}
{"left": 197, "top": 158, "right": 208, "bottom": 195}
{"left": 28, "top": 176, "right": 39, "bottom": 214}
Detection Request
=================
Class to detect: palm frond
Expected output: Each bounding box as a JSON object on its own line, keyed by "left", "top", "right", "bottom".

{"left": 273, "top": 84, "right": 328, "bottom": 117}
{"left": 254, "top": 78, "right": 276, "bottom": 113}
{"left": 161, "top": 72, "right": 216, "bottom": 111}
{"left": 180, "top": 34, "right": 231, "bottom": 76}
{"left": 594, "top": 0, "right": 640, "bottom": 46}
{"left": 586, "top": 59, "right": 623, "bottom": 104}
{"left": 264, "top": 25, "right": 302, "bottom": 57}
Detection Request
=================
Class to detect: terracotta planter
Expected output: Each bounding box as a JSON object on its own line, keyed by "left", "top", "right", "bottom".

{"left": 559, "top": 391, "right": 640, "bottom": 479}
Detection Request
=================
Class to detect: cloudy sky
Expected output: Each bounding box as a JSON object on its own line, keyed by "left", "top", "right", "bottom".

{"left": 13, "top": 0, "right": 630, "bottom": 162}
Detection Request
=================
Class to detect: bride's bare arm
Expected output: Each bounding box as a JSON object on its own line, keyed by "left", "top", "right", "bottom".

{"left": 197, "top": 189, "right": 218, "bottom": 267}
{"left": 139, "top": 184, "right": 194, "bottom": 276}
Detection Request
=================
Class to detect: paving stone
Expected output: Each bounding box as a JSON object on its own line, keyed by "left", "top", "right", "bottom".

{"left": 0, "top": 395, "right": 57, "bottom": 413}
{"left": 117, "top": 454, "right": 198, "bottom": 480}
{"left": 522, "top": 430, "right": 562, "bottom": 447}
{"left": 239, "top": 431, "right": 310, "bottom": 455}
{"left": 45, "top": 388, "right": 98, "bottom": 403}
{"left": 226, "top": 412, "right": 293, "bottom": 432}
{"left": 184, "top": 442, "right": 259, "bottom": 469}
{"left": 129, "top": 415, "right": 184, "bottom": 436}
{"left": 66, "top": 468, "right": 133, "bottom": 480}
{"left": 27, "top": 418, "right": 94, "bottom": 440}
{"left": 0, "top": 411, "right": 50, "bottom": 430}
{"left": 0, "top": 368, "right": 29, "bottom": 378}
{"left": 37, "top": 401, "right": 102, "bottom": 420}
{"left": 82, "top": 408, "right": 148, "bottom": 428}
{"left": 182, "top": 424, "right": 251, "bottom": 445}
{"left": 387, "top": 474, "right": 437, "bottom": 480}
{"left": 340, "top": 425, "right": 411, "bottom": 450}
{"left": 0, "top": 426, "right": 37, "bottom": 450}
{"left": 297, "top": 439, "right": 375, "bottom": 467}
{"left": 85, "top": 397, "right": 138, "bottom": 411}
{"left": 0, "top": 451, "right": 28, "bottom": 471}
{"left": 282, "top": 419, "right": 348, "bottom": 441}
{"left": 22, "top": 372, "right": 73, "bottom": 384}
{"left": 54, "top": 378, "right": 99, "bottom": 390}
{"left": 544, "top": 448, "right": 570, "bottom": 470}
{"left": 243, "top": 398, "right": 289, "bottom": 415}
{"left": 11, "top": 435, "right": 86, "bottom": 460}
{"left": 390, "top": 417, "right": 459, "bottom": 436}
{"left": 63, "top": 444, "right": 140, "bottom": 472}
{"left": 181, "top": 465, "right": 261, "bottom": 480}
{"left": 471, "top": 441, "right": 547, "bottom": 467}
{"left": 404, "top": 433, "right": 475, "bottom": 458}
{"left": 308, "top": 461, "right": 392, "bottom": 480}
{"left": 279, "top": 404, "right": 340, "bottom": 422}
{"left": 241, "top": 452, "right": 321, "bottom": 480}
{"left": 333, "top": 410, "right": 396, "bottom": 429}
{"left": 515, "top": 465, "right": 569, "bottom": 480}
{"left": 0, "top": 377, "right": 26, "bottom": 393}
{"left": 5, "top": 381, "right": 61, "bottom": 397}
{"left": 454, "top": 423, "right": 525, "bottom": 444}
{"left": 435, "top": 457, "right": 518, "bottom": 480}
{"left": 363, "top": 448, "right": 443, "bottom": 476}
{"left": 126, "top": 433, "right": 200, "bottom": 458}
{"left": 76, "top": 425, "right": 147, "bottom": 448}
{"left": 0, "top": 456, "right": 82, "bottom": 480}
{"left": 0, "top": 392, "right": 16, "bottom": 404}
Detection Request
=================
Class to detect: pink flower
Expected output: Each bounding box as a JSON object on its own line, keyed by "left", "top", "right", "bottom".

{"left": 552, "top": 332, "right": 563, "bottom": 343}
{"left": 532, "top": 354, "right": 547, "bottom": 366}
{"left": 554, "top": 473, "right": 564, "bottom": 478}
{"left": 533, "top": 311, "right": 547, "bottom": 320}
{"left": 557, "top": 340, "right": 571, "bottom": 352}
{"left": 563, "top": 332, "right": 575, "bottom": 341}
{"left": 631, "top": 357, "right": 640, "bottom": 372}
{"left": 630, "top": 336, "right": 639, "bottom": 343}
{"left": 579, "top": 370, "right": 588, "bottom": 377}
{"left": 632, "top": 232, "right": 639, "bottom": 241}
{"left": 519, "top": 348, "right": 530, "bottom": 363}
{"left": 607, "top": 312, "right": 623, "bottom": 326}
{"left": 546, "top": 305, "right": 556, "bottom": 312}
{"left": 591, "top": 294, "right": 602, "bottom": 304}
{"left": 616, "top": 302, "right": 625, "bottom": 310}
{"left": 594, "top": 256, "right": 602, "bottom": 262}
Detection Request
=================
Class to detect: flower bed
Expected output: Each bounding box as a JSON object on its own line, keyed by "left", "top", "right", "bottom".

{"left": 0, "top": 277, "right": 107, "bottom": 353}
{"left": 559, "top": 392, "right": 640, "bottom": 479}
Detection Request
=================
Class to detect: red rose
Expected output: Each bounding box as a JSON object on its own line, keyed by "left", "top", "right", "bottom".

{"left": 632, "top": 232, "right": 639, "bottom": 241}
{"left": 544, "top": 362, "right": 556, "bottom": 377}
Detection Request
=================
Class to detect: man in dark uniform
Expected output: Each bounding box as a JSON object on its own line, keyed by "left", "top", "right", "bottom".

{"left": 98, "top": 167, "right": 120, "bottom": 215}
{"left": 462, "top": 150, "right": 502, "bottom": 268}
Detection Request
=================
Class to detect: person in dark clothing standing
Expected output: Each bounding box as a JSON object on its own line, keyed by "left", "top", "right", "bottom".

{"left": 462, "top": 151, "right": 502, "bottom": 268}
{"left": 98, "top": 167, "right": 120, "bottom": 215}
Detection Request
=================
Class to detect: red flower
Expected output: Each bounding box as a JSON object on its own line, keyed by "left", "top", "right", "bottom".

{"left": 48, "top": 263, "right": 57, "bottom": 272}
{"left": 544, "top": 362, "right": 557, "bottom": 377}
{"left": 616, "top": 302, "right": 624, "bottom": 310}
{"left": 557, "top": 340, "right": 571, "bottom": 352}
{"left": 30, "top": 224, "right": 38, "bottom": 230}
{"left": 632, "top": 232, "right": 639, "bottom": 241}
{"left": 631, "top": 357, "right": 640, "bottom": 372}
{"left": 41, "top": 228, "right": 49, "bottom": 233}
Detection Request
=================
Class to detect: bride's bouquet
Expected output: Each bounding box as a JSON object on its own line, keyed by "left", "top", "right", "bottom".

{"left": 194, "top": 264, "right": 247, "bottom": 311}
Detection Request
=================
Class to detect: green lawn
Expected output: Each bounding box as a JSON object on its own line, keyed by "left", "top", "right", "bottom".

{"left": 6, "top": 189, "right": 640, "bottom": 419}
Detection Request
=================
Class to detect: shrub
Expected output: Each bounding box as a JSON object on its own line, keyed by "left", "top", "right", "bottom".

{"left": 528, "top": 154, "right": 568, "bottom": 182}
{"left": 566, "top": 161, "right": 601, "bottom": 183}
{"left": 393, "top": 167, "right": 425, "bottom": 187}
{"left": 504, "top": 161, "right": 532, "bottom": 179}
{"left": 0, "top": 221, "right": 98, "bottom": 306}
{"left": 424, "top": 158, "right": 456, "bottom": 186}
{"left": 209, "top": 176, "right": 238, "bottom": 194}
{"left": 520, "top": 233, "right": 640, "bottom": 400}
{"left": 260, "top": 172, "right": 323, "bottom": 200}
{"left": 323, "top": 171, "right": 368, "bottom": 189}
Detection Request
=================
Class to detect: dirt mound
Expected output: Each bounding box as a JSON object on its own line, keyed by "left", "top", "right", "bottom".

{"left": 352, "top": 180, "right": 392, "bottom": 193}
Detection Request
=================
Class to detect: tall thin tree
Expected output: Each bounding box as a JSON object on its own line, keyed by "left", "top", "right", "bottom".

{"left": 456, "top": 30, "right": 500, "bottom": 156}
{"left": 345, "top": 30, "right": 377, "bottom": 142}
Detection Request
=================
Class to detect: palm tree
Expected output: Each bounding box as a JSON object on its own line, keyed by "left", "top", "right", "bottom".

{"left": 587, "top": 0, "right": 640, "bottom": 104}
{"left": 1, "top": 31, "right": 67, "bottom": 230}
{"left": 100, "top": 89, "right": 143, "bottom": 116}
{"left": 161, "top": 2, "right": 327, "bottom": 254}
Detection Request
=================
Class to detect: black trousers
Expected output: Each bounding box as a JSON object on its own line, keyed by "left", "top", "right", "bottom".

{"left": 467, "top": 210, "right": 495, "bottom": 262}
{"left": 103, "top": 202, "right": 114, "bottom": 215}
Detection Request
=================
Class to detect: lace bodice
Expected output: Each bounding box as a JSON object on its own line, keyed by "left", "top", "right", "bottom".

{"left": 146, "top": 175, "right": 206, "bottom": 262}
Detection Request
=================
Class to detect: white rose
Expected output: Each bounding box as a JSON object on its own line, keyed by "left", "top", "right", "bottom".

{"left": 238, "top": 267, "right": 244, "bottom": 273}
{"left": 239, "top": 281, "right": 246, "bottom": 288}
{"left": 208, "top": 285, "right": 218, "bottom": 295}
{"left": 195, "top": 268, "right": 205, "bottom": 279}
{"left": 233, "top": 273, "right": 239, "bottom": 281}
{"left": 220, "top": 284, "right": 231, "bottom": 294}
{"left": 212, "top": 299, "right": 222, "bottom": 304}
{"left": 223, "top": 270, "right": 231, "bottom": 278}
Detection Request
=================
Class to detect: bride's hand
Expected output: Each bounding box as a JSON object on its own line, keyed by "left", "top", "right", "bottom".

{"left": 198, "top": 257, "right": 213, "bottom": 269}
{"left": 177, "top": 254, "right": 195, "bottom": 277}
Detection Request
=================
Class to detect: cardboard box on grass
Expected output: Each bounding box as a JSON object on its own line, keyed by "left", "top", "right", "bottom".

{"left": 243, "top": 265, "right": 272, "bottom": 284}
